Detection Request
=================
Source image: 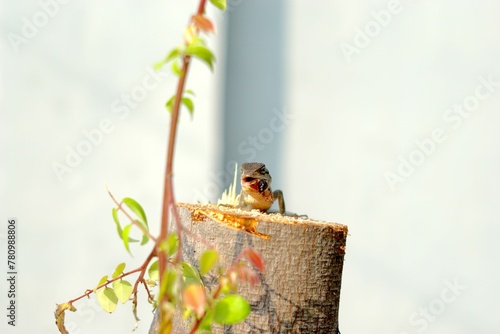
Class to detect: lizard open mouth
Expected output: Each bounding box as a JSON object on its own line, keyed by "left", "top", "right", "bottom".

{"left": 242, "top": 177, "right": 268, "bottom": 193}
{"left": 241, "top": 177, "right": 260, "bottom": 191}
{"left": 242, "top": 177, "right": 256, "bottom": 183}
{"left": 242, "top": 177, "right": 258, "bottom": 189}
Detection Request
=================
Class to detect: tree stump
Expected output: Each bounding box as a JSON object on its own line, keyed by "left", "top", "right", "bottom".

{"left": 149, "top": 203, "right": 348, "bottom": 333}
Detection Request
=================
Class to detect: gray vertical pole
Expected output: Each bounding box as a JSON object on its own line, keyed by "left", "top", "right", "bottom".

{"left": 221, "top": 0, "right": 285, "bottom": 188}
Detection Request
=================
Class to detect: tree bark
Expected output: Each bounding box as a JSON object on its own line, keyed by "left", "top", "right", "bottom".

{"left": 149, "top": 203, "right": 348, "bottom": 333}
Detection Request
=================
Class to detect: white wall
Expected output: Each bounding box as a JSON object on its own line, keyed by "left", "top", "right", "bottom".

{"left": 286, "top": 1, "right": 500, "bottom": 333}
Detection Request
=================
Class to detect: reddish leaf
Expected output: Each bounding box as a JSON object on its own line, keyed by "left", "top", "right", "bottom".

{"left": 192, "top": 14, "right": 215, "bottom": 33}
{"left": 243, "top": 249, "right": 264, "bottom": 273}
{"left": 183, "top": 284, "right": 207, "bottom": 317}
{"left": 236, "top": 266, "right": 260, "bottom": 287}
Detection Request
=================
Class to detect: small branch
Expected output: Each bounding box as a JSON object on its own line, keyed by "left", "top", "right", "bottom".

{"left": 131, "top": 247, "right": 156, "bottom": 310}
{"left": 196, "top": 0, "right": 207, "bottom": 15}
{"left": 142, "top": 280, "right": 155, "bottom": 303}
{"left": 107, "top": 188, "right": 157, "bottom": 242}
{"left": 67, "top": 247, "right": 156, "bottom": 305}
{"left": 132, "top": 247, "right": 156, "bottom": 296}
{"left": 68, "top": 268, "right": 141, "bottom": 305}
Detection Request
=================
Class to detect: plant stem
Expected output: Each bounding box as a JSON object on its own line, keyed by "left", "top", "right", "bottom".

{"left": 158, "top": 54, "right": 191, "bottom": 275}
{"left": 157, "top": 0, "right": 208, "bottom": 311}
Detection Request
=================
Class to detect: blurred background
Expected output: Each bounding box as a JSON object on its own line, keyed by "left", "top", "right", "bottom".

{"left": 1, "top": 0, "right": 500, "bottom": 333}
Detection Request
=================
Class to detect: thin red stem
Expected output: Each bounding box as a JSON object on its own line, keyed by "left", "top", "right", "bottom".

{"left": 158, "top": 54, "right": 191, "bottom": 281}
{"left": 158, "top": 0, "right": 208, "bottom": 311}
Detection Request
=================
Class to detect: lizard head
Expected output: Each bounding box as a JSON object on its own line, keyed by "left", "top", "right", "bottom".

{"left": 240, "top": 162, "right": 272, "bottom": 194}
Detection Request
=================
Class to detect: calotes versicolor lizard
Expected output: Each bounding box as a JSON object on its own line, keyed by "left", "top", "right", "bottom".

{"left": 238, "top": 162, "right": 285, "bottom": 214}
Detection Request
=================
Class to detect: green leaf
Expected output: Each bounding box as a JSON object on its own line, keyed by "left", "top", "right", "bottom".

{"left": 155, "top": 48, "right": 181, "bottom": 71}
{"left": 154, "top": 59, "right": 167, "bottom": 71}
{"left": 140, "top": 234, "right": 149, "bottom": 245}
{"left": 166, "top": 95, "right": 175, "bottom": 113}
{"left": 213, "top": 295, "right": 250, "bottom": 325}
{"left": 95, "top": 275, "right": 108, "bottom": 292}
{"left": 199, "top": 249, "right": 218, "bottom": 275}
{"left": 112, "top": 280, "right": 133, "bottom": 304}
{"left": 210, "top": 0, "right": 226, "bottom": 11}
{"left": 166, "top": 95, "right": 195, "bottom": 118}
{"left": 117, "top": 198, "right": 149, "bottom": 248}
{"left": 181, "top": 262, "right": 203, "bottom": 286}
{"left": 112, "top": 208, "right": 139, "bottom": 243}
{"left": 135, "top": 219, "right": 149, "bottom": 245}
{"left": 198, "top": 307, "right": 214, "bottom": 330}
{"left": 145, "top": 278, "right": 157, "bottom": 287}
{"left": 188, "top": 36, "right": 206, "bottom": 46}
{"left": 185, "top": 89, "right": 196, "bottom": 96}
{"left": 181, "top": 97, "right": 194, "bottom": 118}
{"left": 159, "top": 268, "right": 180, "bottom": 303}
{"left": 122, "top": 224, "right": 133, "bottom": 254}
{"left": 112, "top": 208, "right": 123, "bottom": 239}
{"left": 185, "top": 44, "right": 215, "bottom": 70}
{"left": 167, "top": 233, "right": 179, "bottom": 257}
{"left": 166, "top": 48, "right": 181, "bottom": 62}
{"left": 97, "top": 287, "right": 118, "bottom": 313}
{"left": 112, "top": 263, "right": 126, "bottom": 279}
{"left": 148, "top": 260, "right": 159, "bottom": 281}
{"left": 123, "top": 198, "right": 148, "bottom": 225}
{"left": 154, "top": 61, "right": 164, "bottom": 71}
{"left": 171, "top": 60, "right": 182, "bottom": 76}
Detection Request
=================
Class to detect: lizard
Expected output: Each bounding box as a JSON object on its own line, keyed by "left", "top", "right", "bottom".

{"left": 238, "top": 162, "right": 286, "bottom": 214}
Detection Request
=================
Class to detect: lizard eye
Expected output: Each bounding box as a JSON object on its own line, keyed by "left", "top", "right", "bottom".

{"left": 258, "top": 180, "right": 268, "bottom": 192}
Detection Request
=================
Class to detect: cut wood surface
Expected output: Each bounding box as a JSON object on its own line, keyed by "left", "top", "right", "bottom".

{"left": 149, "top": 203, "right": 348, "bottom": 333}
